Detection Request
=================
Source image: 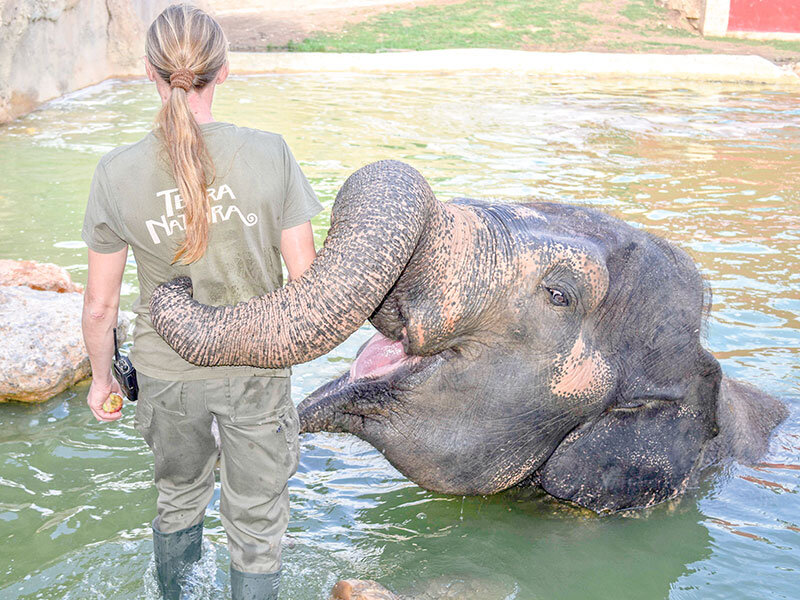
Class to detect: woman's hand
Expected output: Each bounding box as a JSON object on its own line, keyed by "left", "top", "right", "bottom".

{"left": 87, "top": 377, "right": 124, "bottom": 422}
{"left": 82, "top": 247, "right": 127, "bottom": 422}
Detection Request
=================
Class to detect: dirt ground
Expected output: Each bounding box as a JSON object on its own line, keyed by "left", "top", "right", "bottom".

{"left": 208, "top": 0, "right": 467, "bottom": 51}
{"left": 567, "top": 0, "right": 799, "bottom": 64}
{"left": 208, "top": 0, "right": 800, "bottom": 65}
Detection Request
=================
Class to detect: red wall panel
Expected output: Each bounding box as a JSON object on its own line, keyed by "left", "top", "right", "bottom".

{"left": 728, "top": 0, "right": 800, "bottom": 33}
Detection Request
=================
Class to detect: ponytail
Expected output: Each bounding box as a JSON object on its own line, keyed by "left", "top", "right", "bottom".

{"left": 157, "top": 76, "right": 214, "bottom": 264}
{"left": 145, "top": 4, "right": 227, "bottom": 264}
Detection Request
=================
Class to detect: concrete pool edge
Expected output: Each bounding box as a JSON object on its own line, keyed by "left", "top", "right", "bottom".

{"left": 229, "top": 49, "right": 800, "bottom": 86}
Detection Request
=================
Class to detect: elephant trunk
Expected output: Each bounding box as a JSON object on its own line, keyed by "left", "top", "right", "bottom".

{"left": 149, "top": 160, "right": 439, "bottom": 368}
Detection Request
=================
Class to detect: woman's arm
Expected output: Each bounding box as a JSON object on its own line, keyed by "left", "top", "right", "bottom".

{"left": 280, "top": 221, "right": 316, "bottom": 281}
{"left": 82, "top": 247, "right": 127, "bottom": 422}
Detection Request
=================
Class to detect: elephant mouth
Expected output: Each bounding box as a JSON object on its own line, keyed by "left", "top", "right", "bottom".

{"left": 298, "top": 331, "right": 448, "bottom": 434}
{"left": 349, "top": 331, "right": 422, "bottom": 381}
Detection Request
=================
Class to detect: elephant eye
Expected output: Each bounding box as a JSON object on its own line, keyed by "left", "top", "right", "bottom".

{"left": 546, "top": 286, "right": 569, "bottom": 307}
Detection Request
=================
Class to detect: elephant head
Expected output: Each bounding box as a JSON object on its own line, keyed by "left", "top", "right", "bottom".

{"left": 150, "top": 161, "right": 787, "bottom": 513}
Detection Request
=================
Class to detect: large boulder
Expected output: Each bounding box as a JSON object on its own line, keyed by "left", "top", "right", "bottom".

{"left": 0, "top": 286, "right": 128, "bottom": 402}
{"left": 0, "top": 258, "right": 129, "bottom": 402}
{"left": 659, "top": 0, "right": 702, "bottom": 21}
{"left": 0, "top": 259, "right": 84, "bottom": 293}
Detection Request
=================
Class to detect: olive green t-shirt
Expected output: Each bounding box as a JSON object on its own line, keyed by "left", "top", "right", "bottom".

{"left": 82, "top": 122, "right": 323, "bottom": 380}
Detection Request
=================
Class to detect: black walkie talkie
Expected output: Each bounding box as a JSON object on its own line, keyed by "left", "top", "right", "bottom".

{"left": 113, "top": 327, "right": 138, "bottom": 402}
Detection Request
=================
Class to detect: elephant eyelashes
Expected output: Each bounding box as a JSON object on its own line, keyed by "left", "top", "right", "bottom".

{"left": 545, "top": 286, "right": 569, "bottom": 307}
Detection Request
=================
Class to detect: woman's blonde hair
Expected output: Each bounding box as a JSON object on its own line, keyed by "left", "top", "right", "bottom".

{"left": 145, "top": 4, "right": 227, "bottom": 264}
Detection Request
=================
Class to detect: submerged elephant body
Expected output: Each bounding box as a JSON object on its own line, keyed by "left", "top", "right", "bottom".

{"left": 150, "top": 161, "right": 786, "bottom": 513}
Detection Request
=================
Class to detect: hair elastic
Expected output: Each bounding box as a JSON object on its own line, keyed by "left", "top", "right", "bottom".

{"left": 169, "top": 68, "right": 195, "bottom": 91}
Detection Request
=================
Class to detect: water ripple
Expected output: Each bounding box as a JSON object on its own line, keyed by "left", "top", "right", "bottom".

{"left": 0, "top": 73, "right": 798, "bottom": 599}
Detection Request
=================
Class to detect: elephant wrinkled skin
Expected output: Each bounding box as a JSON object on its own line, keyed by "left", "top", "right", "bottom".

{"left": 150, "top": 160, "right": 787, "bottom": 513}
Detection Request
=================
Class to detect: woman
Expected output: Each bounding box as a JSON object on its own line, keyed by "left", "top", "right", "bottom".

{"left": 81, "top": 5, "right": 321, "bottom": 599}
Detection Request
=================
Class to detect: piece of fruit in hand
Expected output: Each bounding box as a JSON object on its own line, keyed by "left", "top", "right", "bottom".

{"left": 102, "top": 393, "right": 123, "bottom": 413}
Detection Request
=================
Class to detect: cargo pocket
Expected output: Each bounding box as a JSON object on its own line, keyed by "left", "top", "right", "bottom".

{"left": 146, "top": 379, "right": 187, "bottom": 416}
{"left": 134, "top": 397, "right": 153, "bottom": 432}
{"left": 134, "top": 397, "right": 156, "bottom": 453}
{"left": 226, "top": 377, "right": 298, "bottom": 490}
{"left": 230, "top": 377, "right": 286, "bottom": 424}
{"left": 226, "top": 409, "right": 286, "bottom": 491}
{"left": 277, "top": 404, "right": 300, "bottom": 479}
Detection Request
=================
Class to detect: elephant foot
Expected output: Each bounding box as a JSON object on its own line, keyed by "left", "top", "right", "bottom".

{"left": 329, "top": 579, "right": 401, "bottom": 600}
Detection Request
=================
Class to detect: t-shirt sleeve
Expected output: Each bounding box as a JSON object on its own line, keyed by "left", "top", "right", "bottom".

{"left": 280, "top": 138, "right": 323, "bottom": 230}
{"left": 81, "top": 161, "right": 127, "bottom": 253}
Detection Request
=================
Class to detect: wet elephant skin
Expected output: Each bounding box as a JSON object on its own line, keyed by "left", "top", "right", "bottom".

{"left": 149, "top": 160, "right": 787, "bottom": 513}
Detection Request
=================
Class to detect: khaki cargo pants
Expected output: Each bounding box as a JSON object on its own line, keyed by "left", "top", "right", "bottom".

{"left": 134, "top": 372, "right": 300, "bottom": 574}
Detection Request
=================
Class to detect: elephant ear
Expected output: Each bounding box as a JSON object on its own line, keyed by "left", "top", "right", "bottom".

{"left": 707, "top": 377, "right": 788, "bottom": 465}
{"left": 538, "top": 359, "right": 722, "bottom": 513}
{"left": 537, "top": 403, "right": 707, "bottom": 513}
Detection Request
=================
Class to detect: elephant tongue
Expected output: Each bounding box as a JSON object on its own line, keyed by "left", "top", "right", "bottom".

{"left": 350, "top": 332, "right": 411, "bottom": 381}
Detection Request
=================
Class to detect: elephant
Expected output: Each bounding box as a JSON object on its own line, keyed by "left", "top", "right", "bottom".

{"left": 149, "top": 160, "right": 787, "bottom": 513}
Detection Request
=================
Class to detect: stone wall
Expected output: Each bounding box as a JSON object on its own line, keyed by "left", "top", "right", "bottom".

{"left": 0, "top": 0, "right": 174, "bottom": 124}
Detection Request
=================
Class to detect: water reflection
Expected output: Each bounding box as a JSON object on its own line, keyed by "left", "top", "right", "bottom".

{"left": 0, "top": 73, "right": 798, "bottom": 599}
{"left": 305, "top": 484, "right": 715, "bottom": 600}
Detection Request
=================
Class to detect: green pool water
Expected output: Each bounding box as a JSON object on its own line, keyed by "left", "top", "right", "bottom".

{"left": 0, "top": 72, "right": 798, "bottom": 600}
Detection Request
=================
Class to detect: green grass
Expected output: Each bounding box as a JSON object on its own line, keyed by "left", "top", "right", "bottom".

{"left": 285, "top": 0, "right": 800, "bottom": 59}
{"left": 620, "top": 0, "right": 653, "bottom": 23}
{"left": 706, "top": 37, "right": 800, "bottom": 53}
{"left": 289, "top": 0, "right": 597, "bottom": 53}
{"left": 641, "top": 41, "right": 712, "bottom": 51}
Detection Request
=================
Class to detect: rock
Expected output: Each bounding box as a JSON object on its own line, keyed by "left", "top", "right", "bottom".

{"left": 0, "top": 286, "right": 128, "bottom": 403}
{"left": 659, "top": 0, "right": 702, "bottom": 21}
{"left": 0, "top": 0, "right": 179, "bottom": 124}
{"left": 0, "top": 259, "right": 84, "bottom": 293}
{"left": 330, "top": 580, "right": 402, "bottom": 600}
{"left": 327, "top": 575, "right": 511, "bottom": 599}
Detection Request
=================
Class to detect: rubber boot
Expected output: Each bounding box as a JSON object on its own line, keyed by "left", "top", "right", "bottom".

{"left": 230, "top": 567, "right": 280, "bottom": 600}
{"left": 152, "top": 519, "right": 204, "bottom": 600}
